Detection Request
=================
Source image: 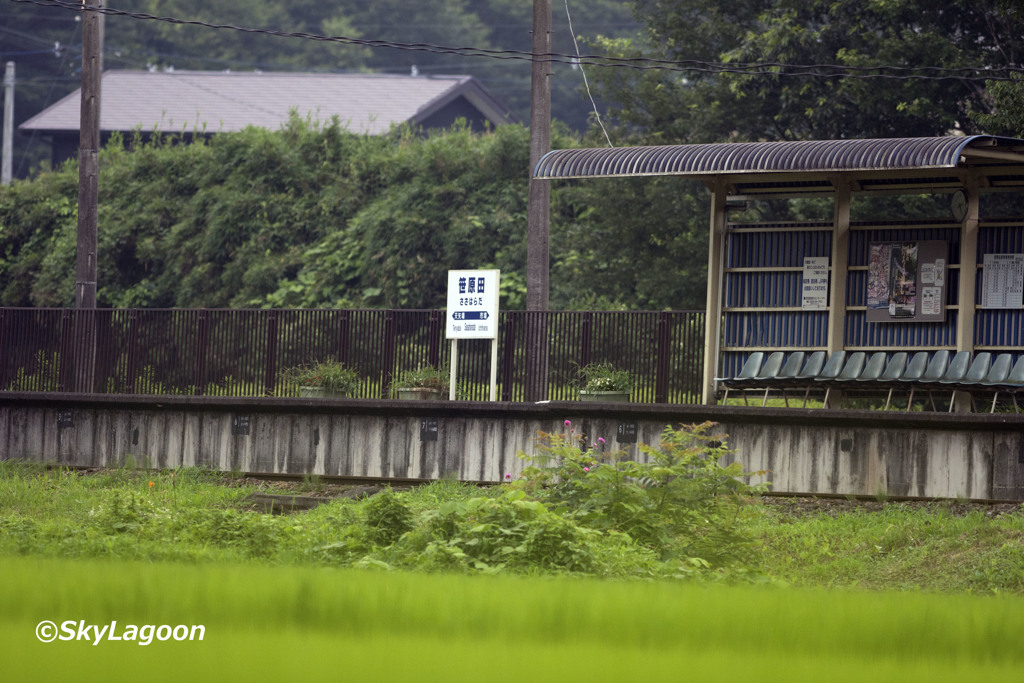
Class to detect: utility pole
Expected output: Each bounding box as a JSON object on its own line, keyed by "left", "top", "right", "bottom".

{"left": 525, "top": 0, "right": 551, "bottom": 401}
{"left": 74, "top": 0, "right": 103, "bottom": 394}
{"left": 77, "top": 0, "right": 103, "bottom": 309}
{"left": 2, "top": 62, "right": 13, "bottom": 186}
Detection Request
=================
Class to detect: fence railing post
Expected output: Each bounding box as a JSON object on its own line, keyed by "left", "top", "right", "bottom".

{"left": 193, "top": 310, "right": 208, "bottom": 396}
{"left": 125, "top": 309, "right": 139, "bottom": 394}
{"left": 337, "top": 310, "right": 350, "bottom": 366}
{"left": 428, "top": 310, "right": 442, "bottom": 368}
{"left": 381, "top": 309, "right": 397, "bottom": 398}
{"left": 655, "top": 311, "right": 671, "bottom": 403}
{"left": 264, "top": 310, "right": 279, "bottom": 396}
{"left": 580, "top": 311, "right": 593, "bottom": 371}
{"left": 58, "top": 309, "right": 74, "bottom": 392}
{"left": 500, "top": 312, "right": 517, "bottom": 401}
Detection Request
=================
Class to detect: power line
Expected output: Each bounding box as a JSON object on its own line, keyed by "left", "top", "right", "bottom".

{"left": 9, "top": 0, "right": 1024, "bottom": 83}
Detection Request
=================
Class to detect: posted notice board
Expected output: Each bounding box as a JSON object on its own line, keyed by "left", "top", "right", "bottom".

{"left": 866, "top": 241, "right": 947, "bottom": 323}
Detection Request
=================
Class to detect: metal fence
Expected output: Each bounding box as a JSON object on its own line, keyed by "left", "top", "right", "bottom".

{"left": 0, "top": 308, "right": 705, "bottom": 403}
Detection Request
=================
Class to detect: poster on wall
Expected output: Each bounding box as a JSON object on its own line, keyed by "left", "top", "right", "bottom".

{"left": 801, "top": 256, "right": 829, "bottom": 310}
{"left": 866, "top": 241, "right": 947, "bottom": 323}
{"left": 981, "top": 253, "right": 1024, "bottom": 309}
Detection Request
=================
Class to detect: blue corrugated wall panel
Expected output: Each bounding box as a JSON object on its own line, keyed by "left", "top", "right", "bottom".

{"left": 720, "top": 216, "right": 1024, "bottom": 380}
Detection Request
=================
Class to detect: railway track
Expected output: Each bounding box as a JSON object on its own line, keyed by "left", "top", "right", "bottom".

{"left": 43, "top": 464, "right": 1024, "bottom": 507}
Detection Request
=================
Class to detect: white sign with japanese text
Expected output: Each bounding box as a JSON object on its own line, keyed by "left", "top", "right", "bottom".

{"left": 801, "top": 257, "right": 829, "bottom": 310}
{"left": 446, "top": 270, "right": 500, "bottom": 339}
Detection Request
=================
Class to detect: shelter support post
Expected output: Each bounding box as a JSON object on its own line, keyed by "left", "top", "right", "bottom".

{"left": 828, "top": 181, "right": 851, "bottom": 352}
{"left": 702, "top": 183, "right": 727, "bottom": 405}
{"left": 953, "top": 178, "right": 980, "bottom": 412}
{"left": 825, "top": 181, "right": 851, "bottom": 408}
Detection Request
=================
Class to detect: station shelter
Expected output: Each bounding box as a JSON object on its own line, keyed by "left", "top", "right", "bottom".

{"left": 534, "top": 136, "right": 1024, "bottom": 407}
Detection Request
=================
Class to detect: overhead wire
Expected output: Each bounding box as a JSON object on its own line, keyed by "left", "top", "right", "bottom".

{"left": 563, "top": 0, "right": 612, "bottom": 147}
{"left": 9, "top": 0, "right": 1024, "bottom": 83}
{"left": 12, "top": 7, "right": 80, "bottom": 177}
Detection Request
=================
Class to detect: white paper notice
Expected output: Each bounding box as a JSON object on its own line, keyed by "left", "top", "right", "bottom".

{"left": 801, "top": 257, "right": 829, "bottom": 310}
{"left": 921, "top": 287, "right": 941, "bottom": 316}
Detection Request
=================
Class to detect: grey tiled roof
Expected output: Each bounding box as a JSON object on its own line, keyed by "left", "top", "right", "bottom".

{"left": 21, "top": 70, "right": 513, "bottom": 135}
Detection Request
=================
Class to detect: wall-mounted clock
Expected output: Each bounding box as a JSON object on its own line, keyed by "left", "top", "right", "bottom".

{"left": 951, "top": 189, "right": 968, "bottom": 221}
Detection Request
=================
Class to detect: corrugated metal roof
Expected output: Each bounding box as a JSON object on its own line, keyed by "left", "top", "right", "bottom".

{"left": 20, "top": 70, "right": 513, "bottom": 136}
{"left": 533, "top": 137, "right": 1024, "bottom": 180}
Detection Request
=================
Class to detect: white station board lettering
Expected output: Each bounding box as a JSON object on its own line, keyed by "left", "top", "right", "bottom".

{"left": 447, "top": 270, "right": 500, "bottom": 339}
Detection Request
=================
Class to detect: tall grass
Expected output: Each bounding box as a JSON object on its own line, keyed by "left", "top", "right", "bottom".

{"left": 3, "top": 555, "right": 1023, "bottom": 682}
{"left": 753, "top": 501, "right": 1024, "bottom": 592}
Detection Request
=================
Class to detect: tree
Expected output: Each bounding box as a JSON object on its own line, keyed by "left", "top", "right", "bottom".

{"left": 587, "top": 0, "right": 1024, "bottom": 144}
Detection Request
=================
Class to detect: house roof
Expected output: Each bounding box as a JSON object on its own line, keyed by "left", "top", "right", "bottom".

{"left": 20, "top": 69, "right": 514, "bottom": 136}
{"left": 534, "top": 136, "right": 1024, "bottom": 196}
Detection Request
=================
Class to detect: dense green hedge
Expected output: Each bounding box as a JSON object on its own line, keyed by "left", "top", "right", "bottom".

{"left": 0, "top": 118, "right": 710, "bottom": 311}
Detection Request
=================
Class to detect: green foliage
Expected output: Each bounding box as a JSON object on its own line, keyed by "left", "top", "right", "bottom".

{"left": 515, "top": 421, "right": 765, "bottom": 569}
{"left": 753, "top": 501, "right": 1024, "bottom": 593}
{"left": 3, "top": 461, "right": 1024, "bottom": 593}
{"left": 575, "top": 362, "right": 632, "bottom": 393}
{"left": 972, "top": 75, "right": 1024, "bottom": 137}
{"left": 92, "top": 491, "right": 155, "bottom": 535}
{"left": 281, "top": 359, "right": 362, "bottom": 395}
{"left": 362, "top": 488, "right": 415, "bottom": 547}
{"left": 8, "top": 556, "right": 1024, "bottom": 682}
{"left": 408, "top": 490, "right": 596, "bottom": 573}
{"left": 393, "top": 364, "right": 450, "bottom": 392}
{"left": 6, "top": 351, "right": 60, "bottom": 391}
{"left": 585, "top": 0, "right": 1024, "bottom": 146}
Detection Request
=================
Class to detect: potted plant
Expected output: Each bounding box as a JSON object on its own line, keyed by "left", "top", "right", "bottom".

{"left": 576, "top": 362, "right": 631, "bottom": 402}
{"left": 283, "top": 359, "right": 362, "bottom": 398}
{"left": 393, "top": 364, "right": 449, "bottom": 400}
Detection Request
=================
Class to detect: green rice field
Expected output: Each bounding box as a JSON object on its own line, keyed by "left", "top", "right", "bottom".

{"left": 4, "top": 555, "right": 1023, "bottom": 682}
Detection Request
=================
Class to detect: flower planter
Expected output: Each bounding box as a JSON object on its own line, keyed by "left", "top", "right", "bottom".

{"left": 397, "top": 387, "right": 446, "bottom": 401}
{"left": 578, "top": 390, "right": 630, "bottom": 403}
{"left": 299, "top": 387, "right": 349, "bottom": 399}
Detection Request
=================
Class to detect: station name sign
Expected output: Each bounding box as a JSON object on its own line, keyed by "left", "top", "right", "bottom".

{"left": 446, "top": 270, "right": 500, "bottom": 339}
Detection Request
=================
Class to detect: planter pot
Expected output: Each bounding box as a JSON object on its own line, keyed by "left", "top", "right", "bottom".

{"left": 578, "top": 390, "right": 630, "bottom": 403}
{"left": 397, "top": 387, "right": 447, "bottom": 401}
{"left": 299, "top": 387, "right": 349, "bottom": 399}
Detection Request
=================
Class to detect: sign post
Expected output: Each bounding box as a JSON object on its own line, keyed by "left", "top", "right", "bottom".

{"left": 446, "top": 270, "right": 500, "bottom": 401}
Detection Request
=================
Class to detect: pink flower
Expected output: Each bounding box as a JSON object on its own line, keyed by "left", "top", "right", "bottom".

{"left": 598, "top": 437, "right": 606, "bottom": 444}
{"left": 583, "top": 467, "right": 590, "bottom": 473}
{"left": 504, "top": 473, "right": 512, "bottom": 480}
{"left": 564, "top": 420, "right": 571, "bottom": 426}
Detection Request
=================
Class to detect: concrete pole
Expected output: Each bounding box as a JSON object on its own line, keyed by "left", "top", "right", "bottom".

{"left": 524, "top": 0, "right": 551, "bottom": 401}
{"left": 827, "top": 181, "right": 851, "bottom": 352}
{"left": 2, "top": 62, "right": 13, "bottom": 186}
{"left": 702, "top": 183, "right": 727, "bottom": 405}
{"left": 953, "top": 179, "right": 980, "bottom": 412}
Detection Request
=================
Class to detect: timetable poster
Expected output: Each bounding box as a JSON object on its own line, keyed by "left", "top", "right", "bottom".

{"left": 981, "top": 253, "right": 1024, "bottom": 309}
{"left": 866, "top": 240, "right": 947, "bottom": 323}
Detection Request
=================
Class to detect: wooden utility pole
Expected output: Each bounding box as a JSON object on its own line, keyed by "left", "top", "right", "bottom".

{"left": 74, "top": 0, "right": 103, "bottom": 394}
{"left": 77, "top": 0, "right": 102, "bottom": 309}
{"left": 524, "top": 0, "right": 551, "bottom": 401}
